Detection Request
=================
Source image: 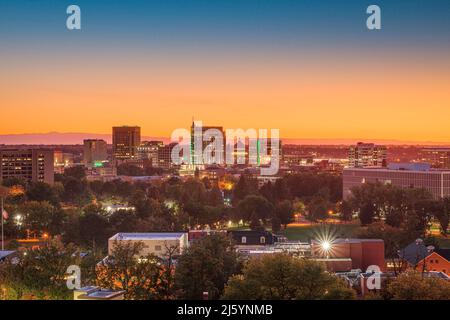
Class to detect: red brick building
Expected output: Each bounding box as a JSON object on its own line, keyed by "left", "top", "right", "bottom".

{"left": 311, "top": 238, "right": 385, "bottom": 272}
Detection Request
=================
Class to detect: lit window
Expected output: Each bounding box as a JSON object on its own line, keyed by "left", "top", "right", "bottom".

{"left": 260, "top": 236, "right": 266, "bottom": 244}
{"left": 241, "top": 236, "right": 247, "bottom": 244}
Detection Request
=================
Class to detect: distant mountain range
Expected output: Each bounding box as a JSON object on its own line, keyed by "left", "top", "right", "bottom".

{"left": 0, "top": 132, "right": 169, "bottom": 145}
{"left": 0, "top": 132, "right": 449, "bottom": 146}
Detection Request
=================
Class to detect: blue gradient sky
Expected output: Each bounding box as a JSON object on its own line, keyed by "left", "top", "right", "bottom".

{"left": 1, "top": 1, "right": 450, "bottom": 52}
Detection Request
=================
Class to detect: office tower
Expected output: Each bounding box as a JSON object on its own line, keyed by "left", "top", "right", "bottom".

{"left": 83, "top": 139, "right": 108, "bottom": 167}
{"left": 137, "top": 141, "right": 164, "bottom": 167}
{"left": 190, "top": 121, "right": 225, "bottom": 165}
{"left": 157, "top": 142, "right": 177, "bottom": 169}
{"left": 0, "top": 149, "right": 54, "bottom": 184}
{"left": 422, "top": 147, "right": 450, "bottom": 169}
{"left": 348, "top": 142, "right": 387, "bottom": 168}
{"left": 112, "top": 126, "right": 141, "bottom": 160}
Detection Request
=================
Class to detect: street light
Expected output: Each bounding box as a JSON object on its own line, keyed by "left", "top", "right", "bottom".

{"left": 321, "top": 240, "right": 331, "bottom": 251}
{"left": 14, "top": 214, "right": 23, "bottom": 227}
{"left": 321, "top": 240, "right": 332, "bottom": 259}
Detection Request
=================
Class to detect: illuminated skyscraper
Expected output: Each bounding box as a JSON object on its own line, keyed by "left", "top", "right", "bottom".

{"left": 112, "top": 126, "right": 141, "bottom": 160}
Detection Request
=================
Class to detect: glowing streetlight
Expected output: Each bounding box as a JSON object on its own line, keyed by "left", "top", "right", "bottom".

{"left": 321, "top": 240, "right": 331, "bottom": 251}
{"left": 14, "top": 214, "right": 23, "bottom": 227}
{"left": 321, "top": 240, "right": 332, "bottom": 259}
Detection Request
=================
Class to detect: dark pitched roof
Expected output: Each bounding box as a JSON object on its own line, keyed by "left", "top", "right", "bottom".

{"left": 398, "top": 239, "right": 430, "bottom": 266}
{"left": 434, "top": 249, "right": 450, "bottom": 262}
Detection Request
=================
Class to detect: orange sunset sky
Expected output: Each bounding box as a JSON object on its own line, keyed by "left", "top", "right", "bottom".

{"left": 2, "top": 50, "right": 450, "bottom": 143}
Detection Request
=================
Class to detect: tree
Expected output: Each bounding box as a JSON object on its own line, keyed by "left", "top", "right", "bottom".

{"left": 175, "top": 234, "right": 240, "bottom": 299}
{"left": 206, "top": 185, "right": 223, "bottom": 207}
{"left": 117, "top": 163, "right": 144, "bottom": 176}
{"left": 434, "top": 197, "right": 450, "bottom": 235}
{"left": 346, "top": 182, "right": 435, "bottom": 229}
{"left": 307, "top": 197, "right": 329, "bottom": 222}
{"left": 79, "top": 205, "right": 110, "bottom": 248}
{"left": 259, "top": 182, "right": 275, "bottom": 203}
{"left": 271, "top": 216, "right": 282, "bottom": 233}
{"left": 0, "top": 240, "right": 81, "bottom": 299}
{"left": 2, "top": 177, "right": 27, "bottom": 188}
{"left": 233, "top": 175, "right": 252, "bottom": 204}
{"left": 273, "top": 179, "right": 291, "bottom": 203}
{"left": 237, "top": 195, "right": 273, "bottom": 228}
{"left": 96, "top": 240, "right": 166, "bottom": 300}
{"left": 387, "top": 271, "right": 450, "bottom": 300}
{"left": 222, "top": 254, "right": 355, "bottom": 300}
{"left": 20, "top": 201, "right": 62, "bottom": 236}
{"left": 274, "top": 200, "right": 294, "bottom": 229}
{"left": 89, "top": 180, "right": 105, "bottom": 197}
{"left": 62, "top": 177, "right": 85, "bottom": 203}
{"left": 63, "top": 166, "right": 86, "bottom": 180}
{"left": 284, "top": 173, "right": 342, "bottom": 203}
{"left": 339, "top": 200, "right": 353, "bottom": 221}
{"left": 109, "top": 210, "right": 140, "bottom": 234}
{"left": 26, "top": 182, "right": 60, "bottom": 206}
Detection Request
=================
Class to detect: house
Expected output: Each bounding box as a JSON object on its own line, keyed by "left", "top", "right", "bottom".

{"left": 399, "top": 239, "right": 450, "bottom": 276}
{"left": 228, "top": 230, "right": 284, "bottom": 247}
{"left": 108, "top": 232, "right": 189, "bottom": 259}
{"left": 425, "top": 249, "right": 450, "bottom": 275}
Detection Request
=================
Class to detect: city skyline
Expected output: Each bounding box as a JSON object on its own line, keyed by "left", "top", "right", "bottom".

{"left": 1, "top": 0, "right": 450, "bottom": 143}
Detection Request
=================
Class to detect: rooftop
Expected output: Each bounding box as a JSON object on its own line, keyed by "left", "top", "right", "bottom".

{"left": 0, "top": 250, "right": 16, "bottom": 260}
{"left": 74, "top": 286, "right": 125, "bottom": 300}
{"left": 344, "top": 167, "right": 450, "bottom": 174}
{"left": 312, "top": 238, "right": 384, "bottom": 245}
{"left": 109, "top": 232, "right": 187, "bottom": 241}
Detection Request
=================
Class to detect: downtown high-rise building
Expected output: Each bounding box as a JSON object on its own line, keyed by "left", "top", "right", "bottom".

{"left": 422, "top": 147, "right": 450, "bottom": 169}
{"left": 348, "top": 142, "right": 387, "bottom": 168}
{"left": 0, "top": 149, "right": 54, "bottom": 184}
{"left": 112, "top": 126, "right": 141, "bottom": 160}
{"left": 190, "top": 121, "right": 225, "bottom": 166}
{"left": 137, "top": 140, "right": 164, "bottom": 167}
{"left": 83, "top": 139, "right": 108, "bottom": 167}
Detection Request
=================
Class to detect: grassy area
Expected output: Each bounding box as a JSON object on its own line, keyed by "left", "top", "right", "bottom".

{"left": 436, "top": 237, "right": 450, "bottom": 249}
{"left": 279, "top": 223, "right": 361, "bottom": 242}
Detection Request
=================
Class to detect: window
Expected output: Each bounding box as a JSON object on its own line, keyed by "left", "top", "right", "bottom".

{"left": 260, "top": 236, "right": 266, "bottom": 244}
{"left": 241, "top": 236, "right": 247, "bottom": 244}
{"left": 155, "top": 245, "right": 162, "bottom": 251}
